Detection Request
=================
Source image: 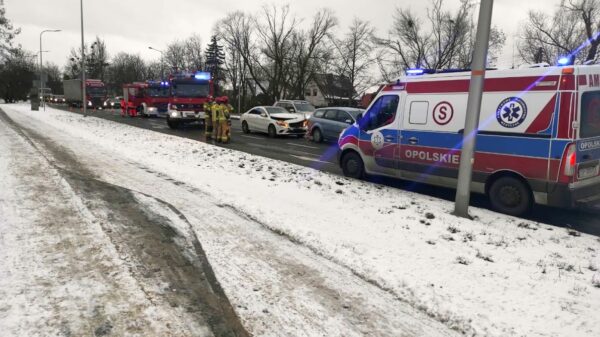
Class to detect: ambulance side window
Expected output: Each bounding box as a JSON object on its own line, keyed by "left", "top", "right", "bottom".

{"left": 360, "top": 95, "right": 399, "bottom": 131}
{"left": 409, "top": 101, "right": 428, "bottom": 125}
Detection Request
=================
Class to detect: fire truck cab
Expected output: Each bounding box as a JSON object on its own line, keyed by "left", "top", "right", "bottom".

{"left": 122, "top": 81, "right": 170, "bottom": 117}
{"left": 338, "top": 64, "right": 600, "bottom": 216}
{"left": 166, "top": 71, "right": 214, "bottom": 129}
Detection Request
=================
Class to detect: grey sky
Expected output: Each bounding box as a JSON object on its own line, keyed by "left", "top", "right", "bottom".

{"left": 6, "top": 0, "right": 560, "bottom": 70}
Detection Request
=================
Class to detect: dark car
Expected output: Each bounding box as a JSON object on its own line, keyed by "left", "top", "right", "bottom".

{"left": 103, "top": 96, "right": 122, "bottom": 109}
{"left": 307, "top": 107, "right": 364, "bottom": 143}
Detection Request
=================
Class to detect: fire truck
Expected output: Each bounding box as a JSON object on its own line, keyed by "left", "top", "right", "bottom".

{"left": 338, "top": 64, "right": 600, "bottom": 216}
{"left": 122, "top": 81, "right": 171, "bottom": 117}
{"left": 63, "top": 79, "right": 107, "bottom": 108}
{"left": 166, "top": 71, "right": 214, "bottom": 129}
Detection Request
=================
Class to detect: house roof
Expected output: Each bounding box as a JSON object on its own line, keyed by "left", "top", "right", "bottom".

{"left": 313, "top": 74, "right": 355, "bottom": 99}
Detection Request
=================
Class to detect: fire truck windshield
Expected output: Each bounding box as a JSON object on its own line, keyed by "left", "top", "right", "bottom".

{"left": 87, "top": 86, "right": 106, "bottom": 97}
{"left": 147, "top": 87, "right": 170, "bottom": 97}
{"left": 172, "top": 83, "right": 210, "bottom": 98}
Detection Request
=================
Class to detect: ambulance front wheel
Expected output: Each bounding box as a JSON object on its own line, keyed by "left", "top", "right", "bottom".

{"left": 488, "top": 176, "right": 532, "bottom": 216}
{"left": 242, "top": 121, "right": 250, "bottom": 134}
{"left": 341, "top": 151, "right": 365, "bottom": 179}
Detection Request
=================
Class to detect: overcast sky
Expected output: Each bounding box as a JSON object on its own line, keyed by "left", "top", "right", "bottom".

{"left": 6, "top": 0, "right": 559, "bottom": 70}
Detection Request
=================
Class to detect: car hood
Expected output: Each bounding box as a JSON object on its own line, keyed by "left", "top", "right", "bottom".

{"left": 270, "top": 113, "right": 304, "bottom": 120}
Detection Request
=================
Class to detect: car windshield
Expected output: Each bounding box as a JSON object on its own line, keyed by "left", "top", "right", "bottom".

{"left": 265, "top": 107, "right": 288, "bottom": 115}
{"left": 147, "top": 87, "right": 170, "bottom": 97}
{"left": 172, "top": 83, "right": 209, "bottom": 98}
{"left": 87, "top": 86, "right": 106, "bottom": 97}
{"left": 295, "top": 103, "right": 315, "bottom": 112}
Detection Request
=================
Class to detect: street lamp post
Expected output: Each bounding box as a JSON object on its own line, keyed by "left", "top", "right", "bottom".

{"left": 39, "top": 29, "right": 61, "bottom": 111}
{"left": 148, "top": 46, "right": 165, "bottom": 79}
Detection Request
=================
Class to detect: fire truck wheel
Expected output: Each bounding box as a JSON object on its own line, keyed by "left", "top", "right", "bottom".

{"left": 488, "top": 176, "right": 532, "bottom": 216}
{"left": 242, "top": 121, "right": 250, "bottom": 134}
{"left": 167, "top": 118, "right": 179, "bottom": 129}
{"left": 341, "top": 151, "right": 365, "bottom": 179}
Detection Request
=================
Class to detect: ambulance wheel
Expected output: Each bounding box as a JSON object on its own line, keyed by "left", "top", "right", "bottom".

{"left": 242, "top": 121, "right": 250, "bottom": 134}
{"left": 312, "top": 128, "right": 323, "bottom": 143}
{"left": 268, "top": 124, "right": 277, "bottom": 138}
{"left": 488, "top": 176, "right": 532, "bottom": 216}
{"left": 341, "top": 151, "right": 364, "bottom": 179}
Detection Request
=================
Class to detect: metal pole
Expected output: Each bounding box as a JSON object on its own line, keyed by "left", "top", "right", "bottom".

{"left": 39, "top": 30, "right": 60, "bottom": 111}
{"left": 81, "top": 0, "right": 87, "bottom": 117}
{"left": 454, "top": 0, "right": 494, "bottom": 218}
{"left": 39, "top": 32, "right": 43, "bottom": 111}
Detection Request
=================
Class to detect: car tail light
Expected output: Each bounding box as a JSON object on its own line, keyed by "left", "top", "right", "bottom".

{"left": 564, "top": 143, "right": 577, "bottom": 176}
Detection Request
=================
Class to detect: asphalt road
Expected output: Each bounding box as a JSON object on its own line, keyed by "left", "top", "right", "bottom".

{"left": 49, "top": 104, "right": 600, "bottom": 236}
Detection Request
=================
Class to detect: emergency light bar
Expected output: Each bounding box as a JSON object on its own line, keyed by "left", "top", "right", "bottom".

{"left": 194, "top": 72, "right": 211, "bottom": 80}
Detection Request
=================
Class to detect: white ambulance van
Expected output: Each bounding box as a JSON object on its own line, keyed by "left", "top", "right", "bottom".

{"left": 338, "top": 65, "right": 600, "bottom": 215}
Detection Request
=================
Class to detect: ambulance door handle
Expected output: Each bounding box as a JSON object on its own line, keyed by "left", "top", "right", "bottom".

{"left": 408, "top": 137, "right": 418, "bottom": 145}
{"left": 384, "top": 136, "right": 395, "bottom": 142}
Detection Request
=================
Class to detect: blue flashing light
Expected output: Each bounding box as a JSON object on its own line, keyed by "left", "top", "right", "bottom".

{"left": 194, "top": 72, "right": 211, "bottom": 80}
{"left": 406, "top": 68, "right": 425, "bottom": 76}
{"left": 558, "top": 57, "right": 569, "bottom": 65}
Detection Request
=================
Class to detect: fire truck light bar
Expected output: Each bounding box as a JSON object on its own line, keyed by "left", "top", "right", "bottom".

{"left": 194, "top": 72, "right": 211, "bottom": 80}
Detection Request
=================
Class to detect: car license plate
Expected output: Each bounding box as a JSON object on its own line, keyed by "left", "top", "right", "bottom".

{"left": 578, "top": 166, "right": 599, "bottom": 180}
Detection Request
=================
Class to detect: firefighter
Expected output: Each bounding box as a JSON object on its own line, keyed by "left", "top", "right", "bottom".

{"left": 212, "top": 97, "right": 222, "bottom": 142}
{"left": 219, "top": 96, "right": 233, "bottom": 143}
{"left": 203, "top": 98, "right": 214, "bottom": 140}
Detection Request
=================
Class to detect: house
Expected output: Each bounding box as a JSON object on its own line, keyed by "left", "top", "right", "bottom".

{"left": 304, "top": 74, "right": 356, "bottom": 108}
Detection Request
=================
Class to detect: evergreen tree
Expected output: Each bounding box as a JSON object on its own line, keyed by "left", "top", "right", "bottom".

{"left": 204, "top": 35, "right": 225, "bottom": 95}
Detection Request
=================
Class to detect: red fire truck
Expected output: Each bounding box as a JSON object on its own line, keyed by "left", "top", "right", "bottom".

{"left": 121, "top": 81, "right": 171, "bottom": 117}
{"left": 166, "top": 71, "right": 214, "bottom": 129}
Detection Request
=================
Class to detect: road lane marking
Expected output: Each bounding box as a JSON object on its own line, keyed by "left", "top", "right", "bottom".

{"left": 290, "top": 155, "right": 332, "bottom": 164}
{"left": 239, "top": 135, "right": 264, "bottom": 140}
{"left": 286, "top": 142, "right": 318, "bottom": 149}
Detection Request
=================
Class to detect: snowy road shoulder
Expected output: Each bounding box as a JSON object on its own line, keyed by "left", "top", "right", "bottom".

{"left": 2, "top": 103, "right": 600, "bottom": 337}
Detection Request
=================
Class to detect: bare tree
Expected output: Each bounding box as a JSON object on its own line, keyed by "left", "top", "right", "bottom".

{"left": 377, "top": 0, "right": 505, "bottom": 79}
{"left": 164, "top": 40, "right": 187, "bottom": 73}
{"left": 286, "top": 8, "right": 337, "bottom": 99}
{"left": 184, "top": 34, "right": 204, "bottom": 70}
{"left": 215, "top": 11, "right": 265, "bottom": 97}
{"left": 106, "top": 52, "right": 147, "bottom": 93}
{"left": 253, "top": 4, "right": 298, "bottom": 101}
{"left": 332, "top": 18, "right": 375, "bottom": 104}
{"left": 519, "top": 0, "right": 600, "bottom": 64}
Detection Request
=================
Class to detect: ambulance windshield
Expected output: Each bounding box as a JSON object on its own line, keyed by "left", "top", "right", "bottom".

{"left": 580, "top": 91, "right": 600, "bottom": 138}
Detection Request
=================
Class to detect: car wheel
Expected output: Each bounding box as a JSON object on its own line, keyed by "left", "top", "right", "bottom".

{"left": 488, "top": 176, "right": 532, "bottom": 216}
{"left": 167, "top": 118, "right": 179, "bottom": 129}
{"left": 242, "top": 121, "right": 250, "bottom": 134}
{"left": 268, "top": 124, "right": 277, "bottom": 138}
{"left": 312, "top": 128, "right": 323, "bottom": 143}
{"left": 341, "top": 151, "right": 365, "bottom": 179}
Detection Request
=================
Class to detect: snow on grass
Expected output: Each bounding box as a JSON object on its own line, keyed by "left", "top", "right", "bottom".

{"left": 3, "top": 103, "right": 600, "bottom": 337}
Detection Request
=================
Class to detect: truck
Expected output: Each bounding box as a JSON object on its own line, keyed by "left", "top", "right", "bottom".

{"left": 166, "top": 71, "right": 214, "bottom": 129}
{"left": 338, "top": 64, "right": 600, "bottom": 216}
{"left": 121, "top": 81, "right": 170, "bottom": 117}
{"left": 63, "top": 79, "right": 107, "bottom": 109}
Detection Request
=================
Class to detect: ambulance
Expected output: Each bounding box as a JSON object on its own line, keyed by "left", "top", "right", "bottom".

{"left": 337, "top": 64, "right": 600, "bottom": 215}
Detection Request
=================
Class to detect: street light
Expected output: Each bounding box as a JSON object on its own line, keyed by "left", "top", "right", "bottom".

{"left": 148, "top": 46, "right": 165, "bottom": 79}
{"left": 40, "top": 29, "right": 61, "bottom": 111}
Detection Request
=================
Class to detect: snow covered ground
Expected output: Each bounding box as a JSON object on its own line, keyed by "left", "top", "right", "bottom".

{"left": 1, "top": 103, "right": 600, "bottom": 337}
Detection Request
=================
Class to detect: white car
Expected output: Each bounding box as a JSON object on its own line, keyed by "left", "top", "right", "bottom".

{"left": 240, "top": 106, "right": 308, "bottom": 138}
